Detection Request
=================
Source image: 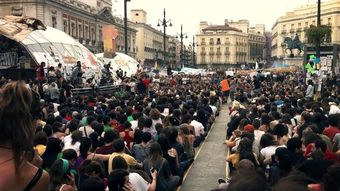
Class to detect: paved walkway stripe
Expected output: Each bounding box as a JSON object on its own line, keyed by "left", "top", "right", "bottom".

{"left": 179, "top": 104, "right": 230, "bottom": 191}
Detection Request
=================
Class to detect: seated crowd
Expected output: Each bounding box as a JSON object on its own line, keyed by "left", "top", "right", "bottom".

{"left": 0, "top": 72, "right": 222, "bottom": 191}
{"left": 221, "top": 73, "right": 340, "bottom": 191}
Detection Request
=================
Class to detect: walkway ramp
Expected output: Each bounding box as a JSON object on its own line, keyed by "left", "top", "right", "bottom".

{"left": 180, "top": 105, "right": 230, "bottom": 191}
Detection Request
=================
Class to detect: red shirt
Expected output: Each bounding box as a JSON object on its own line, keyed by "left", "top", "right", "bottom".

{"left": 115, "top": 124, "right": 125, "bottom": 133}
{"left": 305, "top": 143, "right": 338, "bottom": 162}
{"left": 64, "top": 116, "right": 73, "bottom": 121}
{"left": 36, "top": 66, "right": 45, "bottom": 81}
{"left": 95, "top": 144, "right": 116, "bottom": 155}
{"left": 143, "top": 79, "right": 151, "bottom": 88}
{"left": 323, "top": 126, "right": 340, "bottom": 140}
{"left": 170, "top": 79, "right": 177, "bottom": 86}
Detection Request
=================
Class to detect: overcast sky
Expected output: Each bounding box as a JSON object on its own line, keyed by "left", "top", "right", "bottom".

{"left": 112, "top": 0, "right": 322, "bottom": 44}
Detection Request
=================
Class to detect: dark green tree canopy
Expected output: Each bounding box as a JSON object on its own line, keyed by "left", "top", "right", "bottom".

{"left": 305, "top": 25, "right": 332, "bottom": 44}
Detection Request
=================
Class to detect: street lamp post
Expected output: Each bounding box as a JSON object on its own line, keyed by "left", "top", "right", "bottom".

{"left": 176, "top": 24, "right": 187, "bottom": 68}
{"left": 157, "top": 8, "right": 172, "bottom": 66}
{"left": 192, "top": 36, "right": 196, "bottom": 66}
{"left": 316, "top": 0, "right": 321, "bottom": 59}
{"left": 124, "top": 0, "right": 130, "bottom": 55}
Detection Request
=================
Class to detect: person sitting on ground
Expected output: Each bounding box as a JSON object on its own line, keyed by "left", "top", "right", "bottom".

{"left": 49, "top": 159, "right": 77, "bottom": 191}
{"left": 96, "top": 130, "right": 119, "bottom": 155}
{"left": 227, "top": 137, "right": 258, "bottom": 170}
{"left": 108, "top": 139, "right": 139, "bottom": 174}
{"left": 131, "top": 132, "right": 152, "bottom": 163}
{"left": 111, "top": 155, "right": 157, "bottom": 191}
{"left": 80, "top": 177, "right": 105, "bottom": 191}
{"left": 0, "top": 82, "right": 49, "bottom": 191}
{"left": 142, "top": 143, "right": 180, "bottom": 191}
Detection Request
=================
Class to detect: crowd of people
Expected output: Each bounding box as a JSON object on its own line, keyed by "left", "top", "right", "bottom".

{"left": 220, "top": 72, "right": 340, "bottom": 191}
{"left": 0, "top": 69, "right": 223, "bottom": 191}
{"left": 0, "top": 64, "right": 339, "bottom": 191}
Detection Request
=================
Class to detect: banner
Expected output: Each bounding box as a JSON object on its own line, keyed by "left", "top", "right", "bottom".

{"left": 0, "top": 52, "right": 18, "bottom": 68}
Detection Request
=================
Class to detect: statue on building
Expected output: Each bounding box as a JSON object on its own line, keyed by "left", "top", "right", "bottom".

{"left": 283, "top": 33, "right": 304, "bottom": 57}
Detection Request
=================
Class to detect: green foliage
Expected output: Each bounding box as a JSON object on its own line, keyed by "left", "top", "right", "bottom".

{"left": 305, "top": 25, "right": 332, "bottom": 44}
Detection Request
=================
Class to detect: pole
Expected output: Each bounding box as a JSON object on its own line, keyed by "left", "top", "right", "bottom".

{"left": 163, "top": 8, "right": 167, "bottom": 65}
{"left": 193, "top": 36, "right": 195, "bottom": 65}
{"left": 124, "top": 0, "right": 128, "bottom": 55}
{"left": 316, "top": 0, "right": 321, "bottom": 59}
{"left": 180, "top": 24, "right": 184, "bottom": 68}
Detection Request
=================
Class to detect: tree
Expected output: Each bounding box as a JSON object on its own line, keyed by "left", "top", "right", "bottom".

{"left": 305, "top": 25, "right": 332, "bottom": 45}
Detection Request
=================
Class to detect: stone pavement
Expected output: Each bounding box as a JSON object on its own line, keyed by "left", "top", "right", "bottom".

{"left": 179, "top": 104, "right": 230, "bottom": 191}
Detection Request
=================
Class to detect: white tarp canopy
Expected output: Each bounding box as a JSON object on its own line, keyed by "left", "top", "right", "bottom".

{"left": 180, "top": 67, "right": 206, "bottom": 75}
{"left": 20, "top": 27, "right": 102, "bottom": 80}
{"left": 0, "top": 15, "right": 102, "bottom": 81}
{"left": 96, "top": 52, "right": 139, "bottom": 78}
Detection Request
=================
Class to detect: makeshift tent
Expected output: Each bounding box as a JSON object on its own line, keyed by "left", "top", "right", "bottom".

{"left": 96, "top": 52, "right": 139, "bottom": 78}
{"left": 0, "top": 16, "right": 102, "bottom": 81}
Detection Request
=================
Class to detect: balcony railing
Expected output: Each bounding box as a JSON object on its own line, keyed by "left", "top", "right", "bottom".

{"left": 209, "top": 51, "right": 215, "bottom": 55}
{"left": 201, "top": 42, "right": 206, "bottom": 45}
{"left": 224, "top": 51, "right": 230, "bottom": 55}
{"left": 200, "top": 52, "right": 207, "bottom": 56}
{"left": 281, "top": 30, "right": 287, "bottom": 34}
{"left": 296, "top": 28, "right": 302, "bottom": 32}
{"left": 216, "top": 51, "right": 222, "bottom": 55}
{"left": 209, "top": 41, "right": 214, "bottom": 45}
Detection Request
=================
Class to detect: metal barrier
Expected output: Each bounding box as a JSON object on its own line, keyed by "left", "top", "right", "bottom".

{"left": 71, "top": 85, "right": 123, "bottom": 97}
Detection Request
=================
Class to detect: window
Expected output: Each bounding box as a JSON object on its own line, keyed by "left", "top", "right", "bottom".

{"left": 63, "top": 20, "right": 68, "bottom": 33}
{"left": 91, "top": 28, "right": 95, "bottom": 40}
{"left": 209, "top": 38, "right": 214, "bottom": 45}
{"left": 85, "top": 26, "right": 89, "bottom": 39}
{"left": 78, "top": 24, "right": 82, "bottom": 38}
{"left": 71, "top": 23, "right": 75, "bottom": 37}
{"left": 52, "top": 16, "right": 57, "bottom": 28}
{"left": 217, "top": 38, "right": 221, "bottom": 45}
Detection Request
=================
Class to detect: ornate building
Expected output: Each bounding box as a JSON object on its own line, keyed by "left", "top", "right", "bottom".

{"left": 196, "top": 20, "right": 265, "bottom": 69}
{"left": 271, "top": 0, "right": 340, "bottom": 59}
{"left": 130, "top": 9, "right": 180, "bottom": 66}
{"left": 0, "top": 0, "right": 137, "bottom": 56}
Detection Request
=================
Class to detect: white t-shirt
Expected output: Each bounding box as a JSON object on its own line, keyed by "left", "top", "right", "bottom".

{"left": 63, "top": 141, "right": 80, "bottom": 154}
{"left": 130, "top": 120, "right": 138, "bottom": 131}
{"left": 260, "top": 145, "right": 286, "bottom": 160}
{"left": 209, "top": 105, "right": 217, "bottom": 116}
{"left": 190, "top": 120, "right": 205, "bottom": 137}
{"left": 79, "top": 126, "right": 94, "bottom": 137}
{"left": 129, "top": 172, "right": 150, "bottom": 191}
